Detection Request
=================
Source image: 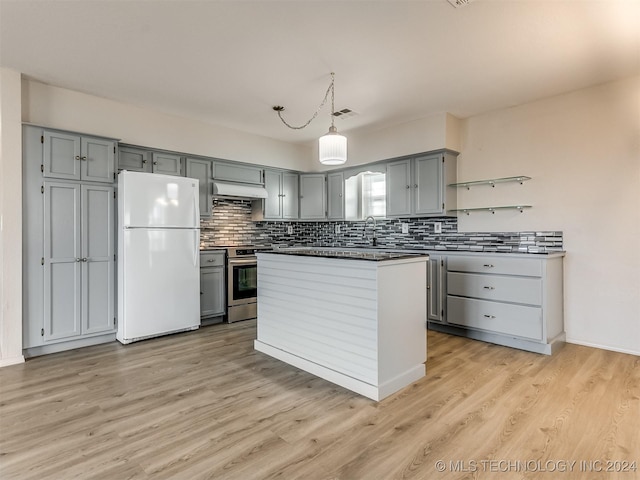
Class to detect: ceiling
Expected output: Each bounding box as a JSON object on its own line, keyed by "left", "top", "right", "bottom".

{"left": 1, "top": 0, "right": 638, "bottom": 145}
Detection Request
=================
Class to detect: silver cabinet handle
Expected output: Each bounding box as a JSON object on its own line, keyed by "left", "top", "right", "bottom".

{"left": 81, "top": 156, "right": 87, "bottom": 161}
{"left": 484, "top": 314, "right": 496, "bottom": 319}
{"left": 414, "top": 184, "right": 418, "bottom": 188}
{"left": 406, "top": 185, "right": 410, "bottom": 189}
{"left": 483, "top": 264, "right": 494, "bottom": 268}
{"left": 142, "top": 159, "right": 148, "bottom": 164}
{"left": 75, "top": 155, "right": 81, "bottom": 161}
{"left": 153, "top": 161, "right": 158, "bottom": 165}
{"left": 82, "top": 257, "right": 88, "bottom": 262}
{"left": 483, "top": 286, "right": 495, "bottom": 290}
{"left": 75, "top": 258, "right": 82, "bottom": 262}
{"left": 207, "top": 259, "right": 215, "bottom": 262}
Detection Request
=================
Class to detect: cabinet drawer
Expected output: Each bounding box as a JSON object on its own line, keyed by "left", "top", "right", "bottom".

{"left": 447, "top": 272, "right": 542, "bottom": 306}
{"left": 200, "top": 251, "right": 225, "bottom": 267}
{"left": 447, "top": 255, "right": 542, "bottom": 277}
{"left": 447, "top": 296, "right": 542, "bottom": 340}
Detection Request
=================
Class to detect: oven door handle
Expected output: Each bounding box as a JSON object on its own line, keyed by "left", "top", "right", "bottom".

{"left": 228, "top": 258, "right": 257, "bottom": 266}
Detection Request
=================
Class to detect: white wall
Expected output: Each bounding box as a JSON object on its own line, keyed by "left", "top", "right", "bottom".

{"left": 457, "top": 76, "right": 640, "bottom": 355}
{"left": 0, "top": 68, "right": 25, "bottom": 366}
{"left": 313, "top": 112, "right": 461, "bottom": 171}
{"left": 22, "top": 79, "right": 312, "bottom": 170}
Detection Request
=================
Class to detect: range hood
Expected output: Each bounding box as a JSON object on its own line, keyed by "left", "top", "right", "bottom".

{"left": 212, "top": 181, "right": 268, "bottom": 199}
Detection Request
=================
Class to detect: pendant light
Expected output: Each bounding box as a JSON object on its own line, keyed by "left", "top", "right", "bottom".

{"left": 273, "top": 72, "right": 347, "bottom": 165}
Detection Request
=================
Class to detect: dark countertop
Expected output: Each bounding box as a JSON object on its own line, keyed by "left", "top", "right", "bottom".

{"left": 260, "top": 249, "right": 428, "bottom": 262}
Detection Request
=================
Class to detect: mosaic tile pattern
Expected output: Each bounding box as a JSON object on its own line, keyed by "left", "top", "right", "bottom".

{"left": 200, "top": 199, "right": 564, "bottom": 253}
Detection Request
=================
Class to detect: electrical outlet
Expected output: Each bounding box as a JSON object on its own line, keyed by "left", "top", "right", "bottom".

{"left": 287, "top": 225, "right": 293, "bottom": 235}
{"left": 434, "top": 222, "right": 442, "bottom": 234}
{"left": 335, "top": 225, "right": 341, "bottom": 234}
{"left": 401, "top": 223, "right": 409, "bottom": 234}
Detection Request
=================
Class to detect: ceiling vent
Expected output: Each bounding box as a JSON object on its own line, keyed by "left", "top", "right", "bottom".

{"left": 332, "top": 108, "right": 358, "bottom": 120}
{"left": 446, "top": 0, "right": 475, "bottom": 7}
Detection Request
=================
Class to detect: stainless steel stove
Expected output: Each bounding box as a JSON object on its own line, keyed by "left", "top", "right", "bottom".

{"left": 225, "top": 245, "right": 271, "bottom": 323}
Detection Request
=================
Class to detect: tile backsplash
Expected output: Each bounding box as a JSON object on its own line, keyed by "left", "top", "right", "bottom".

{"left": 200, "top": 199, "right": 563, "bottom": 253}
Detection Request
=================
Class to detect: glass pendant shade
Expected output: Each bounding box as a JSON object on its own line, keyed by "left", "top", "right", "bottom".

{"left": 319, "top": 126, "right": 347, "bottom": 165}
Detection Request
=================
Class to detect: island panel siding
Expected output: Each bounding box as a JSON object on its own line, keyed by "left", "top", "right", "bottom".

{"left": 255, "top": 253, "right": 428, "bottom": 400}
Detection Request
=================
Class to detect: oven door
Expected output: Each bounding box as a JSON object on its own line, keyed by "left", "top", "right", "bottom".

{"left": 227, "top": 257, "right": 258, "bottom": 307}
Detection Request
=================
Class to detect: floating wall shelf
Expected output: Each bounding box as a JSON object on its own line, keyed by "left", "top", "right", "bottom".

{"left": 449, "top": 176, "right": 531, "bottom": 189}
{"left": 449, "top": 205, "right": 532, "bottom": 215}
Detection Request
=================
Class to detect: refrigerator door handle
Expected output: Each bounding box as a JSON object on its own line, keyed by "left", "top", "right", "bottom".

{"left": 193, "top": 229, "right": 199, "bottom": 267}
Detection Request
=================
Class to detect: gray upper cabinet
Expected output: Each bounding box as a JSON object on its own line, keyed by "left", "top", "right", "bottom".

{"left": 43, "top": 130, "right": 115, "bottom": 184}
{"left": 118, "top": 146, "right": 151, "bottom": 172}
{"left": 213, "top": 162, "right": 263, "bottom": 185}
{"left": 261, "top": 169, "right": 299, "bottom": 220}
{"left": 386, "top": 151, "right": 457, "bottom": 217}
{"left": 152, "top": 152, "right": 182, "bottom": 176}
{"left": 43, "top": 181, "right": 115, "bottom": 342}
{"left": 327, "top": 172, "right": 345, "bottom": 220}
{"left": 299, "top": 173, "right": 326, "bottom": 220}
{"left": 185, "top": 158, "right": 212, "bottom": 217}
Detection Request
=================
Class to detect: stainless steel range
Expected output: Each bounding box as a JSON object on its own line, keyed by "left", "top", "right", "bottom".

{"left": 226, "top": 246, "right": 270, "bottom": 323}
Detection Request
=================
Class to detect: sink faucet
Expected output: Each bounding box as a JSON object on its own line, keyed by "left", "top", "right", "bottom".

{"left": 364, "top": 216, "right": 378, "bottom": 246}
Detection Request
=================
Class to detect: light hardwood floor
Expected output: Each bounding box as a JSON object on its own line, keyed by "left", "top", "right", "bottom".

{"left": 1, "top": 321, "right": 638, "bottom": 480}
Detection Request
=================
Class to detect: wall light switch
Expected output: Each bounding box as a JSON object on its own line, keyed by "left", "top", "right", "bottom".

{"left": 434, "top": 222, "right": 442, "bottom": 234}
{"left": 287, "top": 225, "right": 293, "bottom": 235}
{"left": 401, "top": 223, "right": 409, "bottom": 234}
{"left": 335, "top": 225, "right": 341, "bottom": 234}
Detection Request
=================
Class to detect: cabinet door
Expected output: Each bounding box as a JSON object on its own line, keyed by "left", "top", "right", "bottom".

{"left": 427, "top": 255, "right": 446, "bottom": 323}
{"left": 263, "top": 170, "right": 283, "bottom": 219}
{"left": 200, "top": 266, "right": 226, "bottom": 317}
{"left": 282, "top": 172, "right": 299, "bottom": 219}
{"left": 213, "top": 163, "right": 263, "bottom": 185}
{"left": 299, "top": 174, "right": 326, "bottom": 220}
{"left": 44, "top": 181, "right": 82, "bottom": 341}
{"left": 118, "top": 146, "right": 152, "bottom": 172}
{"left": 152, "top": 152, "right": 182, "bottom": 176}
{"left": 414, "top": 154, "right": 443, "bottom": 215}
{"left": 81, "top": 137, "right": 116, "bottom": 183}
{"left": 43, "top": 131, "right": 81, "bottom": 181}
{"left": 327, "top": 172, "right": 344, "bottom": 220}
{"left": 82, "top": 184, "right": 115, "bottom": 334}
{"left": 186, "top": 158, "right": 213, "bottom": 217}
{"left": 386, "top": 159, "right": 412, "bottom": 216}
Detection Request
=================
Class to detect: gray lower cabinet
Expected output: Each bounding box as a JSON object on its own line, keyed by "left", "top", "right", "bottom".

{"left": 260, "top": 169, "right": 298, "bottom": 220}
{"left": 427, "top": 254, "right": 446, "bottom": 323}
{"left": 299, "top": 173, "right": 327, "bottom": 220}
{"left": 43, "top": 130, "right": 115, "bottom": 184}
{"left": 327, "top": 172, "right": 344, "bottom": 220}
{"left": 386, "top": 152, "right": 457, "bottom": 217}
{"left": 185, "top": 157, "right": 212, "bottom": 217}
{"left": 200, "top": 251, "right": 225, "bottom": 321}
{"left": 430, "top": 253, "right": 565, "bottom": 355}
{"left": 43, "top": 181, "right": 115, "bottom": 342}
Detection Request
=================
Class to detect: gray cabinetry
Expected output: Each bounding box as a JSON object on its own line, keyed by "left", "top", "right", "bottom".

{"left": 259, "top": 169, "right": 299, "bottom": 220}
{"left": 185, "top": 157, "right": 212, "bottom": 217}
{"left": 118, "top": 146, "right": 151, "bottom": 172}
{"left": 43, "top": 130, "right": 115, "bottom": 184}
{"left": 427, "top": 254, "right": 446, "bottom": 323}
{"left": 152, "top": 152, "right": 182, "bottom": 176}
{"left": 299, "top": 173, "right": 326, "bottom": 220}
{"left": 43, "top": 181, "right": 115, "bottom": 342}
{"left": 386, "top": 152, "right": 457, "bottom": 217}
{"left": 432, "top": 253, "right": 565, "bottom": 355}
{"left": 213, "top": 162, "right": 263, "bottom": 185}
{"left": 327, "top": 172, "right": 345, "bottom": 220}
{"left": 117, "top": 145, "right": 182, "bottom": 176}
{"left": 200, "top": 251, "right": 225, "bottom": 321}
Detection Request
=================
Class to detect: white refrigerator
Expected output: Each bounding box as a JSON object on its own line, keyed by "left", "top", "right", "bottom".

{"left": 117, "top": 171, "right": 201, "bottom": 344}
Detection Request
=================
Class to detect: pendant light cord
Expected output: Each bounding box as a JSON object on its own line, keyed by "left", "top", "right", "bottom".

{"left": 274, "top": 73, "right": 335, "bottom": 130}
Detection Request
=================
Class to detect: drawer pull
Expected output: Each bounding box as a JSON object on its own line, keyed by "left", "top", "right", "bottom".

{"left": 207, "top": 259, "right": 215, "bottom": 262}
{"left": 483, "top": 264, "right": 494, "bottom": 268}
{"left": 483, "top": 286, "right": 495, "bottom": 290}
{"left": 484, "top": 314, "right": 496, "bottom": 319}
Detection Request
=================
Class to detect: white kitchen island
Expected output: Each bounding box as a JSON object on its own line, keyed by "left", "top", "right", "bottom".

{"left": 254, "top": 249, "right": 428, "bottom": 401}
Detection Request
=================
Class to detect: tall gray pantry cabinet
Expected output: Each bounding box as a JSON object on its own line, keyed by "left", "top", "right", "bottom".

{"left": 23, "top": 125, "right": 118, "bottom": 356}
